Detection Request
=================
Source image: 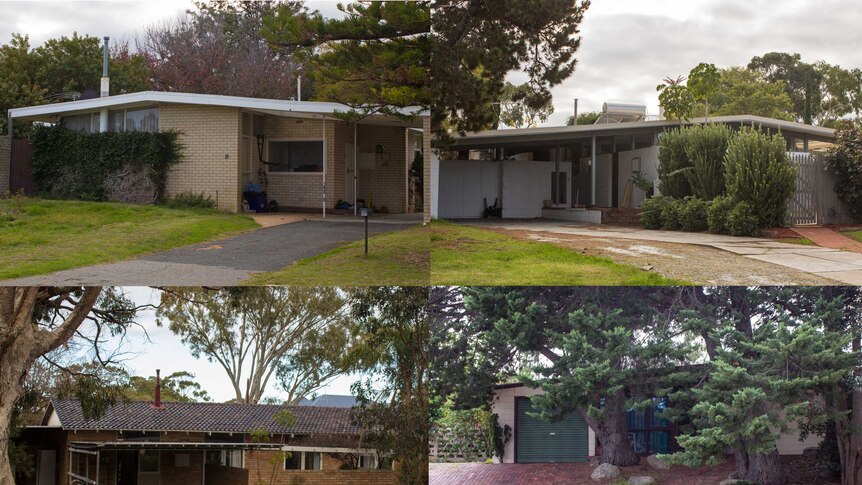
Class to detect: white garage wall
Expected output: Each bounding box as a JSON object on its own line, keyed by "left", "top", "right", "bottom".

{"left": 616, "top": 146, "right": 659, "bottom": 208}
{"left": 502, "top": 160, "right": 572, "bottom": 218}
{"left": 438, "top": 160, "right": 500, "bottom": 218}
{"left": 492, "top": 386, "right": 596, "bottom": 463}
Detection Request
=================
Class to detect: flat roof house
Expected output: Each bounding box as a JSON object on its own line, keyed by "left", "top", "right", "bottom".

{"left": 431, "top": 106, "right": 850, "bottom": 226}
{"left": 491, "top": 383, "right": 821, "bottom": 464}
{"left": 5, "top": 91, "right": 429, "bottom": 219}
{"left": 20, "top": 397, "right": 396, "bottom": 485}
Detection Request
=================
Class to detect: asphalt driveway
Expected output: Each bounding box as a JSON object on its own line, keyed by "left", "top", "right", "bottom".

{"left": 5, "top": 219, "right": 416, "bottom": 286}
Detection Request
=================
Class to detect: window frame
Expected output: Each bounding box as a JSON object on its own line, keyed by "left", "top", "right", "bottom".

{"left": 266, "top": 138, "right": 325, "bottom": 175}
{"left": 283, "top": 451, "right": 323, "bottom": 471}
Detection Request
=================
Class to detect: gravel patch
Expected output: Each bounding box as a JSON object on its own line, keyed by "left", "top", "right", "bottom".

{"left": 496, "top": 229, "right": 837, "bottom": 285}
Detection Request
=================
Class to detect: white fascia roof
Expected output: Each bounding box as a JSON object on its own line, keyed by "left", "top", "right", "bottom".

{"left": 8, "top": 91, "right": 427, "bottom": 125}
{"left": 449, "top": 115, "right": 835, "bottom": 148}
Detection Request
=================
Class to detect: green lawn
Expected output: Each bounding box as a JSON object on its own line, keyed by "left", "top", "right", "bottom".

{"left": 246, "top": 224, "right": 430, "bottom": 285}
{"left": 0, "top": 198, "right": 259, "bottom": 280}
{"left": 848, "top": 231, "right": 862, "bottom": 244}
{"left": 431, "top": 221, "right": 685, "bottom": 285}
{"left": 774, "top": 237, "right": 816, "bottom": 245}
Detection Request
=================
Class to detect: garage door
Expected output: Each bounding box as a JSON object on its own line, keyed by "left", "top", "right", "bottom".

{"left": 515, "top": 397, "right": 588, "bottom": 463}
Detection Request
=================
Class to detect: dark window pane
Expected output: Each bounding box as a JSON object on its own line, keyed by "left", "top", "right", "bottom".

{"left": 284, "top": 452, "right": 301, "bottom": 470}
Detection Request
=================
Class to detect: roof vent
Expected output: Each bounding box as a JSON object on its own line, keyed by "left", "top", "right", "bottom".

{"left": 596, "top": 102, "right": 646, "bottom": 124}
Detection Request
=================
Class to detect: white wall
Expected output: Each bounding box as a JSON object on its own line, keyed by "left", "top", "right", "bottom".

{"left": 430, "top": 151, "right": 440, "bottom": 218}
{"left": 492, "top": 386, "right": 596, "bottom": 464}
{"left": 501, "top": 160, "right": 572, "bottom": 218}
{"left": 438, "top": 160, "right": 499, "bottom": 218}
{"left": 616, "top": 146, "right": 659, "bottom": 208}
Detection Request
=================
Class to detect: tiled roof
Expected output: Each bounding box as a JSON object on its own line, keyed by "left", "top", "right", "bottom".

{"left": 50, "top": 398, "right": 360, "bottom": 435}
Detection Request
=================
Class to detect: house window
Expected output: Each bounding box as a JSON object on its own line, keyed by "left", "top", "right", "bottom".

{"left": 63, "top": 114, "right": 98, "bottom": 133}
{"left": 284, "top": 451, "right": 322, "bottom": 470}
{"left": 138, "top": 450, "right": 160, "bottom": 485}
{"left": 268, "top": 140, "right": 324, "bottom": 173}
{"left": 626, "top": 398, "right": 671, "bottom": 455}
{"left": 125, "top": 107, "right": 159, "bottom": 132}
{"left": 358, "top": 454, "right": 376, "bottom": 469}
{"left": 204, "top": 450, "right": 242, "bottom": 468}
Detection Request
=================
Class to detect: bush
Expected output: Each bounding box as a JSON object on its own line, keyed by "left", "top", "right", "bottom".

{"left": 824, "top": 121, "right": 862, "bottom": 220}
{"left": 162, "top": 191, "right": 216, "bottom": 209}
{"left": 680, "top": 197, "right": 709, "bottom": 232}
{"left": 724, "top": 125, "right": 796, "bottom": 227}
{"left": 660, "top": 198, "right": 685, "bottom": 230}
{"left": 707, "top": 196, "right": 735, "bottom": 234}
{"left": 657, "top": 128, "right": 693, "bottom": 198}
{"left": 31, "top": 124, "right": 183, "bottom": 203}
{"left": 726, "top": 201, "right": 759, "bottom": 237}
{"left": 641, "top": 196, "right": 673, "bottom": 229}
{"left": 683, "top": 123, "right": 732, "bottom": 200}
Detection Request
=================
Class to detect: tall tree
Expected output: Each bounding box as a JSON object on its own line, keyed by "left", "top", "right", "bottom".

{"left": 748, "top": 52, "right": 822, "bottom": 125}
{"left": 346, "top": 287, "right": 429, "bottom": 485}
{"left": 432, "top": 287, "right": 692, "bottom": 467}
{"left": 496, "top": 82, "right": 554, "bottom": 129}
{"left": 566, "top": 110, "right": 601, "bottom": 126}
{"left": 0, "top": 35, "right": 45, "bottom": 136}
{"left": 157, "top": 287, "right": 348, "bottom": 404}
{"left": 702, "top": 67, "right": 794, "bottom": 120}
{"left": 261, "top": 1, "right": 429, "bottom": 118}
{"left": 656, "top": 75, "right": 694, "bottom": 123}
{"left": 431, "top": 0, "right": 590, "bottom": 140}
{"left": 0, "top": 287, "right": 142, "bottom": 485}
{"left": 141, "top": 1, "right": 302, "bottom": 99}
{"left": 687, "top": 62, "right": 720, "bottom": 120}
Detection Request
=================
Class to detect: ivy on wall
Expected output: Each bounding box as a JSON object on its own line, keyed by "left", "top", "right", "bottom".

{"left": 31, "top": 124, "right": 183, "bottom": 203}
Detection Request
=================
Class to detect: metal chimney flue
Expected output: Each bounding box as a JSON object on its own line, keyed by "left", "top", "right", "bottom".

{"left": 100, "top": 36, "right": 110, "bottom": 97}
{"left": 151, "top": 369, "right": 165, "bottom": 409}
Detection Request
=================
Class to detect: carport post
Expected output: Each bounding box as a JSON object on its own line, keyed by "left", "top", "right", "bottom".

{"left": 353, "top": 122, "right": 358, "bottom": 216}
{"left": 6, "top": 113, "right": 11, "bottom": 137}
{"left": 590, "top": 134, "right": 596, "bottom": 206}
{"left": 554, "top": 142, "right": 560, "bottom": 204}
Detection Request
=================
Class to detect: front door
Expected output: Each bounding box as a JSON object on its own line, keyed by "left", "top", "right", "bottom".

{"left": 345, "top": 142, "right": 356, "bottom": 205}
{"left": 117, "top": 451, "right": 138, "bottom": 485}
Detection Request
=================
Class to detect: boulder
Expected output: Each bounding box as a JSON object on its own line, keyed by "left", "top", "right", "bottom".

{"left": 629, "top": 476, "right": 656, "bottom": 485}
{"left": 646, "top": 454, "right": 670, "bottom": 470}
{"left": 591, "top": 463, "right": 621, "bottom": 481}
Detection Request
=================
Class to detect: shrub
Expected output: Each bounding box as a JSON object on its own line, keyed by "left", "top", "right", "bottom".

{"left": 724, "top": 125, "right": 796, "bottom": 227}
{"left": 31, "top": 124, "right": 183, "bottom": 203}
{"left": 726, "top": 201, "right": 759, "bottom": 237}
{"left": 824, "top": 121, "right": 862, "bottom": 220}
{"left": 683, "top": 123, "right": 732, "bottom": 200}
{"left": 680, "top": 197, "right": 709, "bottom": 232}
{"left": 657, "top": 128, "right": 693, "bottom": 198}
{"left": 162, "top": 191, "right": 216, "bottom": 209}
{"left": 660, "top": 198, "right": 685, "bottom": 230}
{"left": 707, "top": 196, "right": 735, "bottom": 234}
{"left": 641, "top": 196, "right": 673, "bottom": 229}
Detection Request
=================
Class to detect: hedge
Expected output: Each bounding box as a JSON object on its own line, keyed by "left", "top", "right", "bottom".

{"left": 31, "top": 124, "right": 183, "bottom": 203}
{"left": 824, "top": 122, "right": 862, "bottom": 220}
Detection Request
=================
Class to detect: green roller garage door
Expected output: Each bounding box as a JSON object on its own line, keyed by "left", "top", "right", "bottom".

{"left": 515, "top": 397, "right": 589, "bottom": 463}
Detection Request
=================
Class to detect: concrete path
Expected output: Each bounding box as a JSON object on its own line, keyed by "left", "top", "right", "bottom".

{"left": 465, "top": 220, "right": 862, "bottom": 285}
{"left": 4, "top": 219, "right": 417, "bottom": 286}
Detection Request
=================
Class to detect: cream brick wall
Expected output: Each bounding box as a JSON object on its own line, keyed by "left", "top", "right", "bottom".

{"left": 160, "top": 104, "right": 242, "bottom": 212}
{"left": 261, "top": 117, "right": 345, "bottom": 211}
{"left": 356, "top": 124, "right": 409, "bottom": 214}
{"left": 0, "top": 135, "right": 10, "bottom": 193}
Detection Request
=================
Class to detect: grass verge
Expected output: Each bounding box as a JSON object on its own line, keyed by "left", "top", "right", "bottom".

{"left": 848, "top": 230, "right": 862, "bottom": 244}
{"left": 0, "top": 197, "right": 259, "bottom": 280}
{"left": 246, "top": 224, "right": 430, "bottom": 285}
{"left": 431, "top": 221, "right": 685, "bottom": 285}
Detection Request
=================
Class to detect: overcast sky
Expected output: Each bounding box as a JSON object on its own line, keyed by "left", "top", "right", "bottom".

{"left": 83, "top": 287, "right": 362, "bottom": 403}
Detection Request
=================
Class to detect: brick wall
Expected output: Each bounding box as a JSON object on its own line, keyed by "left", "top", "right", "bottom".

{"left": 206, "top": 463, "right": 249, "bottom": 485}
{"left": 245, "top": 450, "right": 397, "bottom": 485}
{"left": 261, "top": 117, "right": 344, "bottom": 211}
{"left": 0, "top": 135, "right": 10, "bottom": 193}
{"left": 160, "top": 104, "right": 242, "bottom": 212}
{"left": 422, "top": 116, "right": 431, "bottom": 222}
{"left": 161, "top": 449, "right": 205, "bottom": 485}
{"left": 356, "top": 124, "right": 409, "bottom": 214}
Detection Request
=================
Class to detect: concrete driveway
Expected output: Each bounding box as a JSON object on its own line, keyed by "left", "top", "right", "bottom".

{"left": 465, "top": 220, "right": 862, "bottom": 285}
{"left": 4, "top": 218, "right": 417, "bottom": 286}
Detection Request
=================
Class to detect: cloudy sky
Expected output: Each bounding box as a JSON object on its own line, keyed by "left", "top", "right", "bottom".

{"left": 85, "top": 287, "right": 361, "bottom": 403}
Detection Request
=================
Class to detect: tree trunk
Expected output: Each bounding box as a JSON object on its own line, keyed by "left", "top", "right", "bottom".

{"left": 839, "top": 386, "right": 862, "bottom": 485}
{"left": 736, "top": 448, "right": 784, "bottom": 485}
{"left": 588, "top": 393, "right": 640, "bottom": 467}
{"left": 0, "top": 329, "right": 31, "bottom": 485}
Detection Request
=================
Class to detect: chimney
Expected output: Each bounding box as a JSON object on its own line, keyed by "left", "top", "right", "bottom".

{"left": 151, "top": 369, "right": 165, "bottom": 410}
{"left": 245, "top": 378, "right": 251, "bottom": 404}
{"left": 100, "top": 36, "right": 110, "bottom": 98}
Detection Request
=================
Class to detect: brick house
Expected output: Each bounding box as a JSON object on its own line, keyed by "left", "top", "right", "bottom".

{"left": 5, "top": 91, "right": 429, "bottom": 219}
{"left": 21, "top": 397, "right": 396, "bottom": 485}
